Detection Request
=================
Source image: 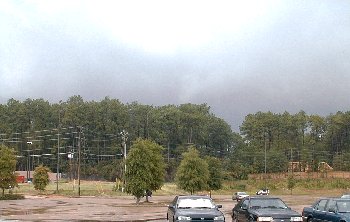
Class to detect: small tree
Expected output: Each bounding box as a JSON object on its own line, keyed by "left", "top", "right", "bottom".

{"left": 205, "top": 156, "right": 223, "bottom": 196}
{"left": 175, "top": 147, "right": 209, "bottom": 194}
{"left": 287, "top": 175, "right": 297, "bottom": 195}
{"left": 0, "top": 145, "right": 17, "bottom": 196}
{"left": 125, "top": 139, "right": 166, "bottom": 203}
{"left": 33, "top": 165, "right": 50, "bottom": 191}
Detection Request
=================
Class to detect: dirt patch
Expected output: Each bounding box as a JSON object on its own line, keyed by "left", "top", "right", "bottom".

{"left": 0, "top": 194, "right": 324, "bottom": 221}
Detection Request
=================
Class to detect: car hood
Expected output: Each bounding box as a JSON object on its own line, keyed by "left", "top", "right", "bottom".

{"left": 176, "top": 208, "right": 223, "bottom": 217}
{"left": 250, "top": 208, "right": 301, "bottom": 218}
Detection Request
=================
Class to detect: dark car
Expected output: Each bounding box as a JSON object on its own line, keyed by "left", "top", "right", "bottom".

{"left": 167, "top": 195, "right": 225, "bottom": 222}
{"left": 232, "top": 196, "right": 302, "bottom": 222}
{"left": 302, "top": 198, "right": 350, "bottom": 222}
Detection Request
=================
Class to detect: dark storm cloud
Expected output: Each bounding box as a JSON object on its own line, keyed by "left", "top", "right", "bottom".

{"left": 1, "top": 0, "right": 350, "bottom": 131}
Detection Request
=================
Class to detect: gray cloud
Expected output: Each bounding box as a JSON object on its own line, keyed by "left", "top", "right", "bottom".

{"left": 1, "top": 0, "right": 350, "bottom": 131}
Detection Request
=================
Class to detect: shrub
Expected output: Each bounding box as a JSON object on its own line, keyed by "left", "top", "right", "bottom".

{"left": 33, "top": 165, "right": 50, "bottom": 191}
{"left": 0, "top": 194, "right": 24, "bottom": 200}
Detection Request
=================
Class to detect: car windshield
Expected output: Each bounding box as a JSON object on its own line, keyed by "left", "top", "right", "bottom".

{"left": 250, "top": 198, "right": 288, "bottom": 209}
{"left": 178, "top": 198, "right": 215, "bottom": 209}
{"left": 337, "top": 200, "right": 350, "bottom": 213}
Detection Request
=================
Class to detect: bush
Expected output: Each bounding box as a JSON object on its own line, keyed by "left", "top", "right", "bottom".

{"left": 33, "top": 165, "right": 50, "bottom": 191}
{"left": 0, "top": 194, "right": 24, "bottom": 200}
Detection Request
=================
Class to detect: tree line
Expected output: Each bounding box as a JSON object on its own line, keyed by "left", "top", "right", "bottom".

{"left": 0, "top": 95, "right": 234, "bottom": 182}
{"left": 231, "top": 110, "right": 350, "bottom": 179}
{"left": 1, "top": 96, "right": 350, "bottom": 183}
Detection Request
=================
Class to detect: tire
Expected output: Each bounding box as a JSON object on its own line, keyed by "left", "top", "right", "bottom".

{"left": 307, "top": 217, "right": 313, "bottom": 222}
{"left": 232, "top": 214, "right": 238, "bottom": 222}
{"left": 249, "top": 216, "right": 255, "bottom": 222}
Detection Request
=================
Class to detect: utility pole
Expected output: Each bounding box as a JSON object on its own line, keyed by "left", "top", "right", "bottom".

{"left": 120, "top": 130, "right": 128, "bottom": 192}
{"left": 264, "top": 132, "right": 267, "bottom": 188}
{"left": 56, "top": 112, "right": 60, "bottom": 193}
{"left": 77, "top": 126, "right": 81, "bottom": 196}
{"left": 26, "top": 141, "right": 32, "bottom": 182}
{"left": 167, "top": 141, "right": 170, "bottom": 163}
{"left": 264, "top": 140, "right": 267, "bottom": 174}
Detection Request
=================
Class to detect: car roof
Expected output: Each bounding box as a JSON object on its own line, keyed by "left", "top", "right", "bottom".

{"left": 177, "top": 195, "right": 211, "bottom": 199}
{"left": 316, "top": 198, "right": 350, "bottom": 201}
{"left": 248, "top": 196, "right": 281, "bottom": 199}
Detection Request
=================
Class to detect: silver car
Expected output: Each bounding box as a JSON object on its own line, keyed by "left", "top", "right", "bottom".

{"left": 167, "top": 195, "right": 225, "bottom": 222}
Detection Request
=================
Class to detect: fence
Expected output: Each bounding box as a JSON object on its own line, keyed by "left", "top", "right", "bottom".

{"left": 248, "top": 171, "right": 350, "bottom": 180}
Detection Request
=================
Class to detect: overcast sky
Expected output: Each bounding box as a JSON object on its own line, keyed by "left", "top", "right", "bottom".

{"left": 1, "top": 0, "right": 350, "bottom": 131}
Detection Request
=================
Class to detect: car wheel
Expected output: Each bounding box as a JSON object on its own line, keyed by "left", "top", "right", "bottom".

{"left": 307, "top": 217, "right": 313, "bottom": 222}
{"left": 232, "top": 214, "right": 238, "bottom": 222}
{"left": 249, "top": 216, "right": 255, "bottom": 222}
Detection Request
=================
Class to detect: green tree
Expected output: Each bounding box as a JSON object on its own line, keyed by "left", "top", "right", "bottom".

{"left": 205, "top": 156, "right": 223, "bottom": 193}
{"left": 175, "top": 147, "right": 209, "bottom": 194}
{"left": 287, "top": 175, "right": 297, "bottom": 195}
{"left": 0, "top": 145, "right": 17, "bottom": 196}
{"left": 33, "top": 165, "right": 50, "bottom": 191}
{"left": 125, "top": 139, "right": 165, "bottom": 203}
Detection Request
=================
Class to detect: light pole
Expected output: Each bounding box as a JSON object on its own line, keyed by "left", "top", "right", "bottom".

{"left": 120, "top": 130, "right": 128, "bottom": 192}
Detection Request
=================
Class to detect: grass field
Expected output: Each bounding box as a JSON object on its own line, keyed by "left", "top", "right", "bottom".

{"left": 9, "top": 177, "right": 350, "bottom": 198}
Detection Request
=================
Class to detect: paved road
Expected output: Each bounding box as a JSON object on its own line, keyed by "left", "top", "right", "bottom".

{"left": 0, "top": 195, "right": 317, "bottom": 221}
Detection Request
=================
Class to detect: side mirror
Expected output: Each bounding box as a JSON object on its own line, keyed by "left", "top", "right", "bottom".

{"left": 168, "top": 205, "right": 175, "bottom": 209}
{"left": 217, "top": 205, "right": 222, "bottom": 208}
{"left": 242, "top": 206, "right": 248, "bottom": 210}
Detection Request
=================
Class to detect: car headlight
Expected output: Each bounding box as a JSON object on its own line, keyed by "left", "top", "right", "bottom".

{"left": 214, "top": 215, "right": 225, "bottom": 220}
{"left": 290, "top": 217, "right": 303, "bottom": 221}
{"left": 257, "top": 216, "right": 274, "bottom": 221}
{"left": 178, "top": 216, "right": 191, "bottom": 220}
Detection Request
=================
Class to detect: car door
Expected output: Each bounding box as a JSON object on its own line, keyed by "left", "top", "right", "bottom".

{"left": 236, "top": 199, "right": 250, "bottom": 222}
{"left": 167, "top": 196, "right": 178, "bottom": 222}
{"left": 324, "top": 199, "right": 342, "bottom": 222}
{"left": 313, "top": 199, "right": 329, "bottom": 222}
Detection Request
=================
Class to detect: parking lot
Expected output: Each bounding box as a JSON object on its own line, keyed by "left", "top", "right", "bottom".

{"left": 0, "top": 194, "right": 319, "bottom": 221}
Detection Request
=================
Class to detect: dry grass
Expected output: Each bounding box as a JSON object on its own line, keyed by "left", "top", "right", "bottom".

{"left": 11, "top": 173, "right": 350, "bottom": 198}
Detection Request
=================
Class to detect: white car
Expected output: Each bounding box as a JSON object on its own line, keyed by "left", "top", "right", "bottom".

{"left": 256, "top": 189, "right": 269, "bottom": 195}
{"left": 233, "top": 192, "right": 249, "bottom": 201}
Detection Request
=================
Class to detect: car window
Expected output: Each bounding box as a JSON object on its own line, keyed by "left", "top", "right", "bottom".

{"left": 315, "top": 199, "right": 328, "bottom": 211}
{"left": 241, "top": 199, "right": 249, "bottom": 209}
{"left": 336, "top": 200, "right": 350, "bottom": 213}
{"left": 177, "top": 198, "right": 215, "bottom": 209}
{"left": 325, "top": 199, "right": 336, "bottom": 211}
{"left": 250, "top": 198, "right": 288, "bottom": 209}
